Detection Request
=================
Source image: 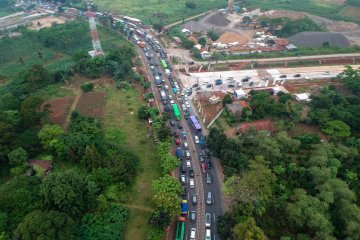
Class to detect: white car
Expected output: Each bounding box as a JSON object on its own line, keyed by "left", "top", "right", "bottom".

{"left": 194, "top": 136, "right": 199, "bottom": 144}
{"left": 181, "top": 175, "right": 186, "bottom": 185}
{"left": 190, "top": 228, "right": 196, "bottom": 240}
{"left": 183, "top": 141, "right": 189, "bottom": 149}
{"left": 185, "top": 101, "right": 190, "bottom": 108}
{"left": 186, "top": 160, "right": 191, "bottom": 168}
{"left": 165, "top": 85, "right": 169, "bottom": 90}
{"left": 170, "top": 100, "right": 175, "bottom": 104}
{"left": 168, "top": 95, "right": 172, "bottom": 100}
{"left": 189, "top": 178, "right": 195, "bottom": 188}
{"left": 182, "top": 104, "right": 186, "bottom": 111}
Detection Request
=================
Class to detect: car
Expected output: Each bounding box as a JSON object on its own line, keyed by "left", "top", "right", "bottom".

{"left": 180, "top": 175, "right": 186, "bottom": 185}
{"left": 170, "top": 100, "right": 174, "bottom": 104}
{"left": 174, "top": 131, "right": 179, "bottom": 137}
{"left": 190, "top": 228, "right": 196, "bottom": 240}
{"left": 206, "top": 192, "right": 213, "bottom": 205}
{"left": 323, "top": 71, "right": 330, "bottom": 75}
{"left": 207, "top": 159, "right": 212, "bottom": 169}
{"left": 181, "top": 164, "right": 186, "bottom": 173}
{"left": 249, "top": 81, "right": 254, "bottom": 87}
{"left": 189, "top": 168, "right": 194, "bottom": 177}
{"left": 183, "top": 141, "right": 189, "bottom": 149}
{"left": 205, "top": 213, "right": 211, "bottom": 227}
{"left": 215, "top": 79, "right": 223, "bottom": 85}
{"left": 206, "top": 84, "right": 212, "bottom": 88}
{"left": 192, "top": 83, "right": 199, "bottom": 88}
{"left": 186, "top": 160, "right": 191, "bottom": 168}
{"left": 206, "top": 173, "right": 212, "bottom": 184}
{"left": 182, "top": 132, "right": 187, "bottom": 139}
{"left": 170, "top": 120, "right": 175, "bottom": 126}
{"left": 242, "top": 77, "right": 250, "bottom": 82}
{"left": 199, "top": 154, "right": 205, "bottom": 162}
{"left": 186, "top": 150, "right": 191, "bottom": 159}
{"left": 194, "top": 136, "right": 199, "bottom": 144}
{"left": 192, "top": 194, "right": 197, "bottom": 205}
{"left": 189, "top": 178, "right": 195, "bottom": 188}
{"left": 168, "top": 95, "right": 172, "bottom": 100}
{"left": 228, "top": 84, "right": 235, "bottom": 88}
{"left": 178, "top": 123, "right": 183, "bottom": 129}
{"left": 294, "top": 74, "right": 301, "bottom": 77}
{"left": 205, "top": 229, "right": 211, "bottom": 240}
{"left": 227, "top": 76, "right": 234, "bottom": 80}
{"left": 201, "top": 162, "right": 206, "bottom": 173}
{"left": 185, "top": 101, "right": 190, "bottom": 108}
{"left": 181, "top": 104, "right": 186, "bottom": 111}
{"left": 190, "top": 211, "right": 196, "bottom": 222}
{"left": 182, "top": 186, "right": 186, "bottom": 196}
{"left": 175, "top": 139, "right": 180, "bottom": 145}
{"left": 279, "top": 74, "right": 287, "bottom": 78}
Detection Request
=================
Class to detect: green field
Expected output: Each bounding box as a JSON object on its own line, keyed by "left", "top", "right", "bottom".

{"left": 246, "top": 0, "right": 360, "bottom": 22}
{"left": 104, "top": 87, "right": 161, "bottom": 240}
{"left": 93, "top": 0, "right": 227, "bottom": 24}
{"left": 0, "top": 21, "right": 129, "bottom": 81}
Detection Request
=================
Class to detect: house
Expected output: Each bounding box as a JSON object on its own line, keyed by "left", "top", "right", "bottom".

{"left": 238, "top": 119, "right": 274, "bottom": 135}
{"left": 181, "top": 28, "right": 191, "bottom": 36}
{"left": 200, "top": 51, "right": 211, "bottom": 59}
{"left": 194, "top": 44, "right": 202, "bottom": 50}
{"left": 295, "top": 93, "right": 311, "bottom": 102}
{"left": 28, "top": 160, "right": 52, "bottom": 176}
{"left": 234, "top": 89, "right": 246, "bottom": 99}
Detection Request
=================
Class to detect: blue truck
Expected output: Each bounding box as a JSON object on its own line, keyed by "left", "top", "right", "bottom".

{"left": 181, "top": 200, "right": 188, "bottom": 216}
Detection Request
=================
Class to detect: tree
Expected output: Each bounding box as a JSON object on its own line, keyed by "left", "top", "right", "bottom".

{"left": 182, "top": 39, "right": 195, "bottom": 50}
{"left": 198, "top": 37, "right": 206, "bottom": 46}
{"left": 322, "top": 120, "right": 351, "bottom": 138}
{"left": 21, "top": 64, "right": 52, "bottom": 90}
{"left": 233, "top": 218, "right": 268, "bottom": 240}
{"left": 20, "top": 96, "right": 44, "bottom": 128}
{"left": 38, "top": 124, "right": 64, "bottom": 150}
{"left": 7, "top": 147, "right": 27, "bottom": 167}
{"left": 40, "top": 171, "right": 98, "bottom": 217}
{"left": 207, "top": 30, "right": 219, "bottom": 41}
{"left": 77, "top": 205, "right": 127, "bottom": 240}
{"left": 138, "top": 106, "right": 150, "bottom": 120}
{"left": 185, "top": 1, "right": 196, "bottom": 9}
{"left": 242, "top": 16, "right": 251, "bottom": 24}
{"left": 0, "top": 93, "right": 20, "bottom": 111}
{"left": 80, "top": 82, "right": 94, "bottom": 92}
{"left": 149, "top": 208, "right": 171, "bottom": 230}
{"left": 217, "top": 213, "right": 237, "bottom": 240}
{"left": 224, "top": 156, "right": 276, "bottom": 215}
{"left": 222, "top": 94, "right": 233, "bottom": 107}
{"left": 338, "top": 66, "right": 360, "bottom": 94}
{"left": 15, "top": 210, "right": 75, "bottom": 240}
{"left": 160, "top": 154, "right": 179, "bottom": 175}
{"left": 81, "top": 145, "right": 103, "bottom": 170}
{"left": 152, "top": 175, "right": 182, "bottom": 218}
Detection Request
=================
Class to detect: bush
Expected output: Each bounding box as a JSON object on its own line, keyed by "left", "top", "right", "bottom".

{"left": 182, "top": 39, "right": 195, "bottom": 50}
{"left": 207, "top": 31, "right": 219, "bottom": 41}
{"left": 185, "top": 2, "right": 196, "bottom": 9}
{"left": 80, "top": 82, "right": 94, "bottom": 92}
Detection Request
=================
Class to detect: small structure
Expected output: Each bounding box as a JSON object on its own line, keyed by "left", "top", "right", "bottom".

{"left": 181, "top": 28, "right": 191, "bottom": 36}
{"left": 200, "top": 51, "right": 211, "bottom": 59}
{"left": 173, "top": 37, "right": 182, "bottom": 44}
{"left": 295, "top": 93, "right": 311, "bottom": 102}
{"left": 194, "top": 44, "right": 202, "bottom": 50}
{"left": 234, "top": 89, "right": 246, "bottom": 99}
{"left": 28, "top": 160, "right": 52, "bottom": 176}
{"left": 209, "top": 95, "right": 221, "bottom": 104}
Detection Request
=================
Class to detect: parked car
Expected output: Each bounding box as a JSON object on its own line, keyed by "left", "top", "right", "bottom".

{"left": 294, "top": 74, "right": 301, "bottom": 77}
{"left": 205, "top": 213, "right": 211, "bottom": 227}
{"left": 189, "top": 178, "right": 195, "bottom": 188}
{"left": 215, "top": 79, "right": 223, "bottom": 85}
{"left": 323, "top": 71, "right": 330, "bottom": 75}
{"left": 279, "top": 74, "right": 287, "bottom": 78}
{"left": 190, "top": 211, "right": 196, "bottom": 222}
{"left": 192, "top": 83, "right": 199, "bottom": 88}
{"left": 192, "top": 194, "right": 197, "bottom": 205}
{"left": 228, "top": 84, "right": 235, "bottom": 88}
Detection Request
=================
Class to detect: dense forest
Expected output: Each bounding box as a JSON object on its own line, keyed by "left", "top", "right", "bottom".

{"left": 0, "top": 21, "right": 139, "bottom": 239}
{"left": 208, "top": 66, "right": 360, "bottom": 240}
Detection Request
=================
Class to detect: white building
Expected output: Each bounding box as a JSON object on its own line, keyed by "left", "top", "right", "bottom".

{"left": 295, "top": 93, "right": 311, "bottom": 102}
{"left": 234, "top": 89, "right": 246, "bottom": 99}
{"left": 200, "top": 51, "right": 211, "bottom": 59}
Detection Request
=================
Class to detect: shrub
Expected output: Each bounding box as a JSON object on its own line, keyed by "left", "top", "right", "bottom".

{"left": 80, "top": 82, "right": 94, "bottom": 92}
{"left": 185, "top": 2, "right": 196, "bottom": 9}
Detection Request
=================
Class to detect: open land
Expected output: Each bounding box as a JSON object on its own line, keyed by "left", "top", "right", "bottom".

{"left": 93, "top": 0, "right": 226, "bottom": 24}
{"left": 28, "top": 16, "right": 68, "bottom": 30}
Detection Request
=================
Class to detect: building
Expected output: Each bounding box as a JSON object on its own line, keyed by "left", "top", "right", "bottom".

{"left": 181, "top": 28, "right": 191, "bottom": 36}
{"left": 295, "top": 93, "right": 311, "bottom": 102}
{"left": 200, "top": 51, "right": 211, "bottom": 59}
{"left": 234, "top": 89, "right": 246, "bottom": 99}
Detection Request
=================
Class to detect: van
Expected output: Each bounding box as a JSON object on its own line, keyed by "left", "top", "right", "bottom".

{"left": 205, "top": 229, "right": 211, "bottom": 240}
{"left": 190, "top": 228, "right": 196, "bottom": 240}
{"left": 206, "top": 192, "right": 212, "bottom": 205}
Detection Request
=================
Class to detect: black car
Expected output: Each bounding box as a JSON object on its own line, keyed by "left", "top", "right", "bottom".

{"left": 181, "top": 164, "right": 186, "bottom": 173}
{"left": 207, "top": 159, "right": 212, "bottom": 169}
{"left": 182, "top": 186, "right": 186, "bottom": 196}
{"left": 280, "top": 74, "right": 287, "bottom": 78}
{"left": 294, "top": 74, "right": 301, "bottom": 77}
{"left": 189, "top": 168, "right": 194, "bottom": 177}
{"left": 192, "top": 83, "right": 199, "bottom": 88}
{"left": 178, "top": 123, "right": 183, "bottom": 129}
{"left": 242, "top": 77, "right": 250, "bottom": 82}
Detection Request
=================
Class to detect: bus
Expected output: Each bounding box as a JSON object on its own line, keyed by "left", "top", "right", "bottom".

{"left": 172, "top": 104, "right": 181, "bottom": 121}
{"left": 175, "top": 220, "right": 185, "bottom": 240}
{"left": 189, "top": 115, "right": 202, "bottom": 133}
{"left": 160, "top": 59, "right": 168, "bottom": 69}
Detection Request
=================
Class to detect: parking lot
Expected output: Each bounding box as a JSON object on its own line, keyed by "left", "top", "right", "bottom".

{"left": 178, "top": 64, "right": 360, "bottom": 94}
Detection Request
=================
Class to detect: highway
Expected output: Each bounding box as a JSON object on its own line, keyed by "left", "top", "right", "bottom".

{"left": 127, "top": 25, "right": 224, "bottom": 240}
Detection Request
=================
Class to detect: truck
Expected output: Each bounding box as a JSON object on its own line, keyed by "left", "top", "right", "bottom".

{"left": 181, "top": 200, "right": 188, "bottom": 216}
{"left": 176, "top": 148, "right": 183, "bottom": 158}
{"left": 165, "top": 69, "right": 171, "bottom": 77}
{"left": 160, "top": 90, "right": 167, "bottom": 101}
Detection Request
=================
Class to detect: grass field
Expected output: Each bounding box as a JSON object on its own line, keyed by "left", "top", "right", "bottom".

{"left": 93, "top": 0, "right": 227, "bottom": 24}
{"left": 0, "top": 21, "right": 129, "bottom": 80}
{"left": 340, "top": 5, "right": 360, "bottom": 21}
{"left": 104, "top": 86, "right": 161, "bottom": 240}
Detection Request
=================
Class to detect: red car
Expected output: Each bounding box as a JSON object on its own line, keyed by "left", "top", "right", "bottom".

{"left": 175, "top": 139, "right": 180, "bottom": 145}
{"left": 201, "top": 162, "right": 207, "bottom": 173}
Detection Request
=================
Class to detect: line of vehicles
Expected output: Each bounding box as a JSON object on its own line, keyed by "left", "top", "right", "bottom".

{"left": 123, "top": 18, "right": 218, "bottom": 240}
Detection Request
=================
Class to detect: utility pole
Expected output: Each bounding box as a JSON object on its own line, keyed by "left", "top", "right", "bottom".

{"left": 86, "top": 0, "right": 104, "bottom": 57}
